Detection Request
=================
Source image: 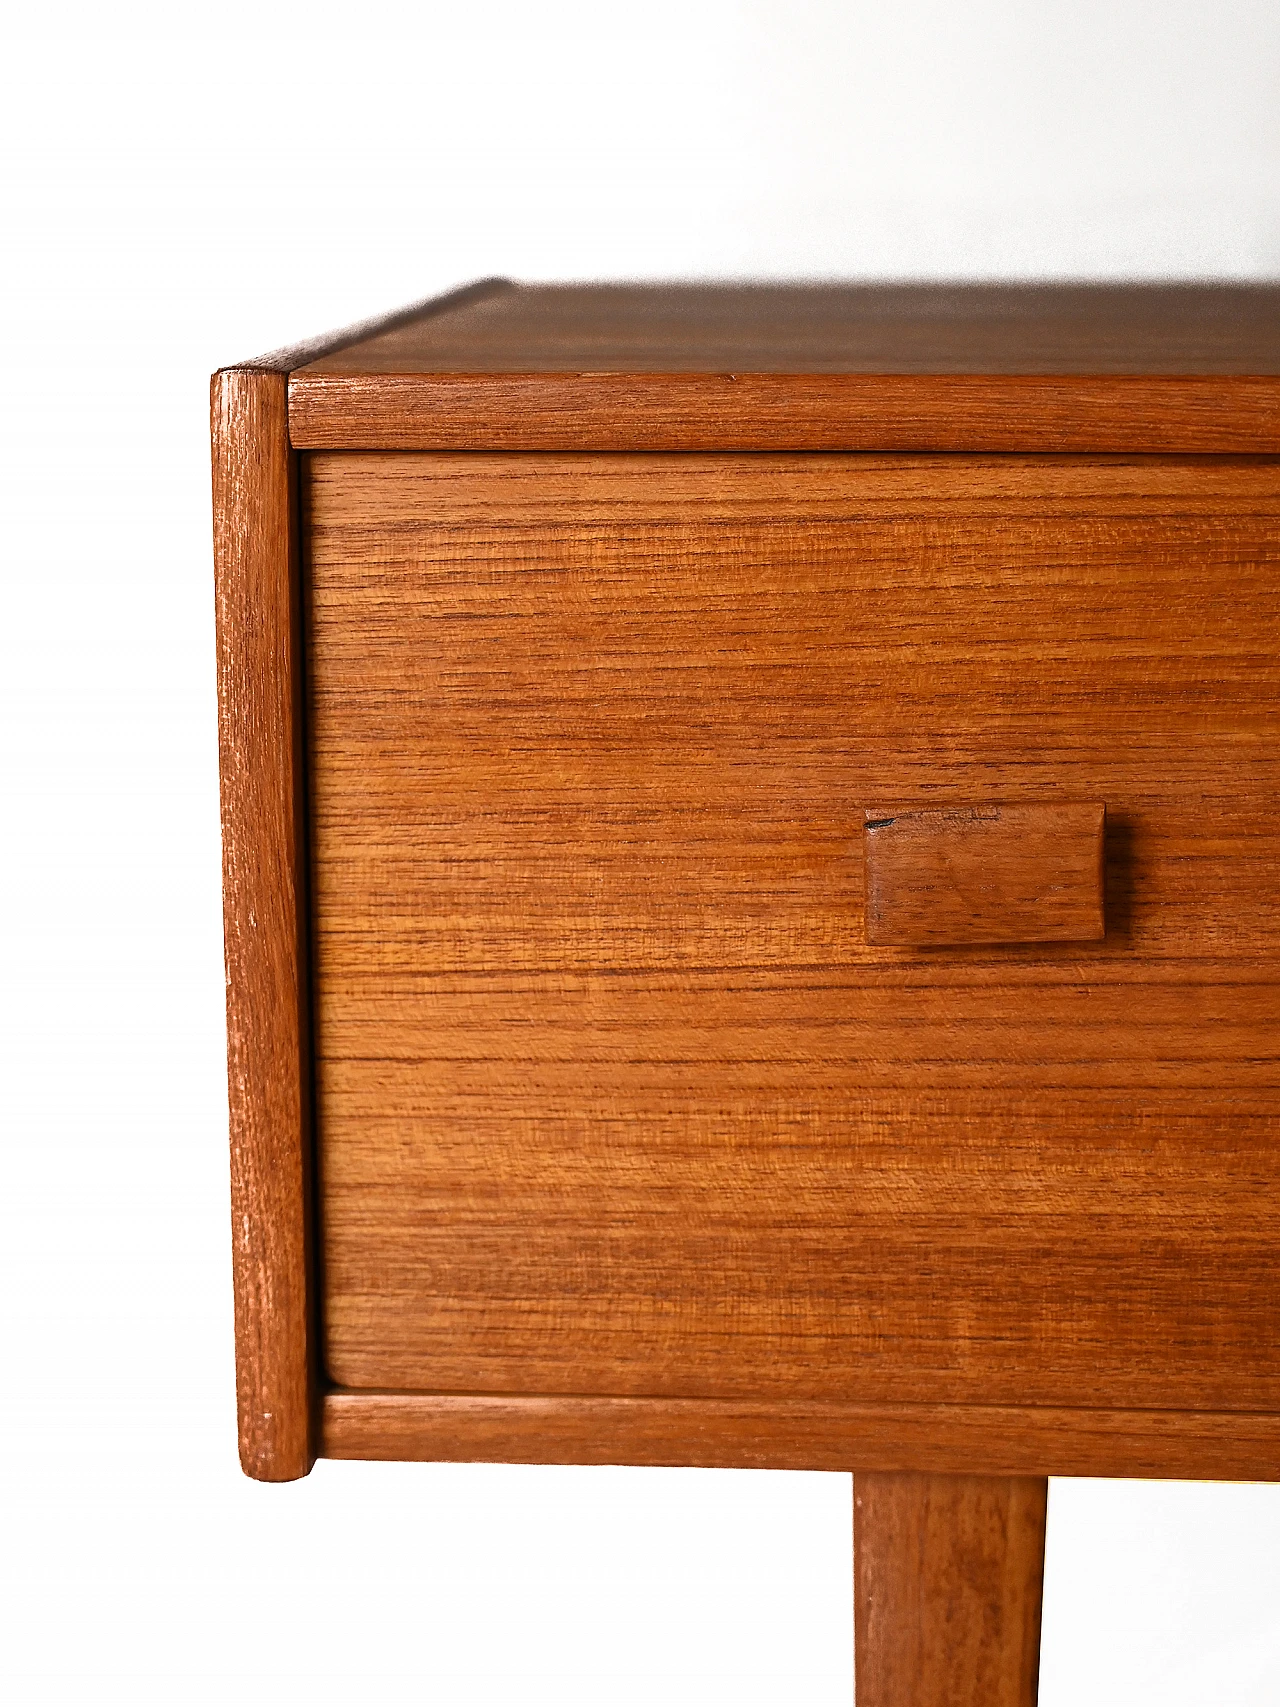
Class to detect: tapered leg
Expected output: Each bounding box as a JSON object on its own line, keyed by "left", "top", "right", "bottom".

{"left": 854, "top": 1472, "right": 1048, "bottom": 1707}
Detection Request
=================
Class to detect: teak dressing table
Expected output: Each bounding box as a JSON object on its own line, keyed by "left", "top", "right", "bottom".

{"left": 213, "top": 281, "right": 1280, "bottom": 1705}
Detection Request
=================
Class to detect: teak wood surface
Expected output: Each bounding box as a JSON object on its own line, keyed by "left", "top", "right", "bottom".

{"left": 288, "top": 280, "right": 1280, "bottom": 453}
{"left": 307, "top": 451, "right": 1280, "bottom": 1439}
{"left": 297, "top": 281, "right": 1280, "bottom": 373}
{"left": 855, "top": 1473, "right": 1048, "bottom": 1707}
{"left": 319, "top": 1391, "right": 1280, "bottom": 1482}
{"left": 210, "top": 289, "right": 495, "bottom": 1477}
{"left": 211, "top": 367, "right": 315, "bottom": 1481}
{"left": 216, "top": 280, "right": 1280, "bottom": 1706}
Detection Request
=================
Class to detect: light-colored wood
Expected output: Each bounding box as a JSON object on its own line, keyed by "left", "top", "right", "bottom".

{"left": 289, "top": 371, "right": 1280, "bottom": 453}
{"left": 863, "top": 802, "right": 1106, "bottom": 946}
{"left": 319, "top": 1392, "right": 1280, "bottom": 1480}
{"left": 854, "top": 1472, "right": 1047, "bottom": 1707}
{"left": 211, "top": 367, "right": 314, "bottom": 1481}
{"left": 305, "top": 451, "right": 1280, "bottom": 1437}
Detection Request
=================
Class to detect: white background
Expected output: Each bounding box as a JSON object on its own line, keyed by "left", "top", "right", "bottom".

{"left": 2, "top": 3, "right": 1279, "bottom": 1701}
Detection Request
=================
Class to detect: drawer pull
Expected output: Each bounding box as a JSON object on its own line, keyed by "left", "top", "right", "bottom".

{"left": 863, "top": 801, "right": 1106, "bottom": 946}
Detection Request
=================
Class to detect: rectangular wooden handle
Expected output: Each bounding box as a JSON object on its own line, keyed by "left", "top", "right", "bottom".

{"left": 863, "top": 801, "right": 1106, "bottom": 947}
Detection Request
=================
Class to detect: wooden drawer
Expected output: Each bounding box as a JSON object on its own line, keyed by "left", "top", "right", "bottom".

{"left": 307, "top": 449, "right": 1280, "bottom": 1419}
{"left": 213, "top": 282, "right": 1280, "bottom": 1488}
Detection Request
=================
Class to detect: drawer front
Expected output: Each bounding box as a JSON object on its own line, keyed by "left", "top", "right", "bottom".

{"left": 306, "top": 453, "right": 1280, "bottom": 1411}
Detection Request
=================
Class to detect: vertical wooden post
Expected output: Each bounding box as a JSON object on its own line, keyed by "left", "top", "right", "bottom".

{"left": 854, "top": 1472, "right": 1048, "bottom": 1707}
{"left": 213, "top": 366, "right": 315, "bottom": 1481}
{"left": 211, "top": 288, "right": 510, "bottom": 1481}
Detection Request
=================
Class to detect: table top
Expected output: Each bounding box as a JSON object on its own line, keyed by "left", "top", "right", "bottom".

{"left": 294, "top": 279, "right": 1280, "bottom": 376}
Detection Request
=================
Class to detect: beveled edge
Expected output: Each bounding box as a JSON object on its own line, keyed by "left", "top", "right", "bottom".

{"left": 221, "top": 278, "right": 514, "bottom": 376}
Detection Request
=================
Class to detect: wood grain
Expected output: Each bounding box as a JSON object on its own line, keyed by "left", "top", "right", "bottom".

{"left": 213, "top": 291, "right": 516, "bottom": 1477}
{"left": 212, "top": 368, "right": 314, "bottom": 1480}
{"left": 318, "top": 1392, "right": 1280, "bottom": 1481}
{"left": 296, "top": 281, "right": 1280, "bottom": 375}
{"left": 305, "top": 450, "right": 1280, "bottom": 523}
{"left": 854, "top": 1472, "right": 1047, "bottom": 1707}
{"left": 289, "top": 371, "right": 1280, "bottom": 453}
{"left": 306, "top": 452, "right": 1280, "bottom": 1431}
{"left": 863, "top": 802, "right": 1106, "bottom": 946}
{"left": 288, "top": 284, "right": 1280, "bottom": 452}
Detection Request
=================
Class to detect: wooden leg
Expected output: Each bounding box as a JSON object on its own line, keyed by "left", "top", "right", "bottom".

{"left": 854, "top": 1472, "right": 1048, "bottom": 1707}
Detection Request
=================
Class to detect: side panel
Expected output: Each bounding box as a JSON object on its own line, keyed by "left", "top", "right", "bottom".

{"left": 212, "top": 369, "right": 314, "bottom": 1480}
